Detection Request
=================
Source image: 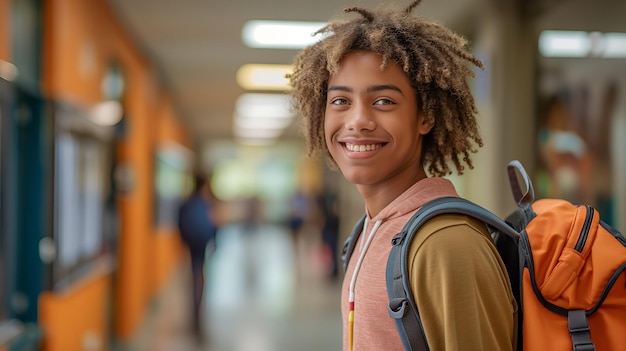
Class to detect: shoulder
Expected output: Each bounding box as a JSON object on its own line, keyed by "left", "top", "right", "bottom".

{"left": 411, "top": 214, "right": 491, "bottom": 248}
{"left": 407, "top": 214, "right": 497, "bottom": 268}
{"left": 406, "top": 214, "right": 516, "bottom": 351}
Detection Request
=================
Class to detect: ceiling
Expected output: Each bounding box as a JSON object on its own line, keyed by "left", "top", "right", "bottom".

{"left": 107, "top": 0, "right": 484, "bottom": 148}
{"left": 107, "top": 0, "right": 626, "bottom": 151}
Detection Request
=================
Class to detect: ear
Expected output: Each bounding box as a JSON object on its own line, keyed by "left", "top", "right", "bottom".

{"left": 417, "top": 112, "right": 433, "bottom": 135}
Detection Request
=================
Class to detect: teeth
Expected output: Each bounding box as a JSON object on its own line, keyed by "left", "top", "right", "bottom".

{"left": 345, "top": 143, "right": 381, "bottom": 152}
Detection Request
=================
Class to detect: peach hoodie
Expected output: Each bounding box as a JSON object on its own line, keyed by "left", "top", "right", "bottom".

{"left": 341, "top": 177, "right": 516, "bottom": 351}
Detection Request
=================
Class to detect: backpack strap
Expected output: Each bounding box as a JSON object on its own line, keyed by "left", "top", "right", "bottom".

{"left": 386, "top": 196, "right": 520, "bottom": 351}
{"left": 341, "top": 214, "right": 366, "bottom": 273}
{"left": 507, "top": 160, "right": 537, "bottom": 222}
{"left": 568, "top": 310, "right": 595, "bottom": 351}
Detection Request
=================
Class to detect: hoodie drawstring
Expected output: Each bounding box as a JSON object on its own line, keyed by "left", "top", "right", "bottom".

{"left": 347, "top": 218, "right": 382, "bottom": 351}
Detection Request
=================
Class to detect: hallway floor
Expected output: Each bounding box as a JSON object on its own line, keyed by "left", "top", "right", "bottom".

{"left": 128, "top": 224, "right": 343, "bottom": 351}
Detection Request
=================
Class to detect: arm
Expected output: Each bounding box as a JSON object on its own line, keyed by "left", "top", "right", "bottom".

{"left": 408, "top": 215, "right": 516, "bottom": 351}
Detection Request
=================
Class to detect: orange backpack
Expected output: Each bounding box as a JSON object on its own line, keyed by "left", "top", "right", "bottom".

{"left": 500, "top": 160, "right": 626, "bottom": 350}
{"left": 342, "top": 160, "right": 626, "bottom": 350}
{"left": 516, "top": 198, "right": 626, "bottom": 350}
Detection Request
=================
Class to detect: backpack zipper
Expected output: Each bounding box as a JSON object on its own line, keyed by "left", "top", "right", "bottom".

{"left": 574, "top": 205, "right": 594, "bottom": 252}
{"left": 604, "top": 221, "right": 626, "bottom": 246}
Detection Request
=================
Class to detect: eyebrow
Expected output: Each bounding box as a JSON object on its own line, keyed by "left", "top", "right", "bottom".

{"left": 327, "top": 84, "right": 404, "bottom": 95}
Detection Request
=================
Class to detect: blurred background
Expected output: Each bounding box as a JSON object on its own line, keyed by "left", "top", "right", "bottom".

{"left": 0, "top": 0, "right": 625, "bottom": 350}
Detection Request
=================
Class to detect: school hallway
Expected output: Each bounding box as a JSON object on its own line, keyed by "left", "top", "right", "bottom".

{"left": 126, "top": 223, "right": 343, "bottom": 351}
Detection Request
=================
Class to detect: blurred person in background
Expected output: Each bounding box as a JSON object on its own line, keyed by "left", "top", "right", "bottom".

{"left": 242, "top": 195, "right": 263, "bottom": 234}
{"left": 287, "top": 189, "right": 310, "bottom": 237}
{"left": 318, "top": 189, "right": 340, "bottom": 280}
{"left": 241, "top": 194, "right": 263, "bottom": 289}
{"left": 538, "top": 83, "right": 618, "bottom": 226}
{"left": 537, "top": 92, "right": 593, "bottom": 204}
{"left": 288, "top": 188, "right": 332, "bottom": 281}
{"left": 286, "top": 189, "right": 313, "bottom": 278}
{"left": 177, "top": 173, "right": 220, "bottom": 343}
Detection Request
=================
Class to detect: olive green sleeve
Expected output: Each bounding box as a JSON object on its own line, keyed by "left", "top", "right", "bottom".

{"left": 407, "top": 215, "right": 517, "bottom": 351}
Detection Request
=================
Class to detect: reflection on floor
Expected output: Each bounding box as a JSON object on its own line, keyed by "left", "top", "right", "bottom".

{"left": 130, "top": 224, "right": 343, "bottom": 351}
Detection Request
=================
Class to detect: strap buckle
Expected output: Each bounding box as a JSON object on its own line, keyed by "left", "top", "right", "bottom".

{"left": 388, "top": 298, "right": 407, "bottom": 319}
{"left": 568, "top": 309, "right": 596, "bottom": 351}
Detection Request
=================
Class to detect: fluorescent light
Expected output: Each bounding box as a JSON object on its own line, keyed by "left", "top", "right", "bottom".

{"left": 234, "top": 126, "right": 284, "bottom": 139}
{"left": 539, "top": 30, "right": 590, "bottom": 58}
{"left": 539, "top": 30, "right": 626, "bottom": 58}
{"left": 237, "top": 64, "right": 292, "bottom": 91}
{"left": 89, "top": 100, "right": 123, "bottom": 126}
{"left": 232, "top": 93, "right": 295, "bottom": 143}
{"left": 235, "top": 93, "right": 293, "bottom": 119}
{"left": 234, "top": 115, "right": 292, "bottom": 129}
{"left": 233, "top": 124, "right": 285, "bottom": 145}
{"left": 0, "top": 60, "right": 18, "bottom": 81}
{"left": 242, "top": 20, "right": 327, "bottom": 49}
{"left": 603, "top": 33, "right": 626, "bottom": 58}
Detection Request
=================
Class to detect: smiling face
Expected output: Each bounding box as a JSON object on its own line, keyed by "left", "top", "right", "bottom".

{"left": 324, "top": 51, "right": 433, "bottom": 198}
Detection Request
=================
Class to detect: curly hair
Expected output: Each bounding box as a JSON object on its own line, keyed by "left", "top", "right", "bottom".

{"left": 288, "top": 0, "right": 484, "bottom": 176}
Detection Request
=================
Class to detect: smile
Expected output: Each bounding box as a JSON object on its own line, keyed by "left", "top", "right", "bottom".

{"left": 345, "top": 143, "right": 383, "bottom": 152}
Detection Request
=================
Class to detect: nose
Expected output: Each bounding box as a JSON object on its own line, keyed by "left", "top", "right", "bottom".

{"left": 345, "top": 103, "right": 375, "bottom": 131}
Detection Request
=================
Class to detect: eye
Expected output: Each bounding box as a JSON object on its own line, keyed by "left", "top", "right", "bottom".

{"left": 330, "top": 97, "right": 349, "bottom": 105}
{"left": 374, "top": 98, "right": 395, "bottom": 106}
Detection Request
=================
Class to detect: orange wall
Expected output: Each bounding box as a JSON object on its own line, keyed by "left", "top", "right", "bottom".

{"left": 151, "top": 94, "right": 189, "bottom": 292}
{"left": 113, "top": 68, "right": 156, "bottom": 338}
{"left": 157, "top": 94, "right": 190, "bottom": 145}
{"left": 42, "top": 0, "right": 148, "bottom": 102}
{"left": 39, "top": 270, "right": 112, "bottom": 351}
{"left": 0, "top": 0, "right": 9, "bottom": 61}
{"left": 39, "top": 0, "right": 190, "bottom": 347}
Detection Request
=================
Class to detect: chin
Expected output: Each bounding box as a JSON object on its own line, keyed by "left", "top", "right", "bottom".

{"left": 339, "top": 169, "right": 377, "bottom": 186}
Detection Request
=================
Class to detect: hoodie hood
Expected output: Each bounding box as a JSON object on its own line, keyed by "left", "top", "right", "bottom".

{"left": 368, "top": 177, "right": 459, "bottom": 223}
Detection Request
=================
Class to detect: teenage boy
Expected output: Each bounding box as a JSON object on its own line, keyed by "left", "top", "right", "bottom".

{"left": 288, "top": 1, "right": 517, "bottom": 350}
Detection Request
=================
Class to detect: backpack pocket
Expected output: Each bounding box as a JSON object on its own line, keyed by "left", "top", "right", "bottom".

{"left": 534, "top": 203, "right": 598, "bottom": 301}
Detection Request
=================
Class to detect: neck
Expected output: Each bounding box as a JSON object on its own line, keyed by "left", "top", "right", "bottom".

{"left": 357, "top": 167, "right": 428, "bottom": 217}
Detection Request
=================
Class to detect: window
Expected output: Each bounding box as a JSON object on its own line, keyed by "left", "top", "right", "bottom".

{"left": 51, "top": 102, "right": 115, "bottom": 290}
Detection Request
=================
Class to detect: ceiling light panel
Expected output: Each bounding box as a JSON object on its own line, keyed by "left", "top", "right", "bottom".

{"left": 232, "top": 93, "right": 295, "bottom": 143}
{"left": 603, "top": 33, "right": 626, "bottom": 58}
{"left": 539, "top": 30, "right": 590, "bottom": 58}
{"left": 242, "top": 20, "right": 327, "bottom": 49}
{"left": 235, "top": 93, "right": 293, "bottom": 119}
{"left": 234, "top": 115, "right": 292, "bottom": 130}
{"left": 539, "top": 30, "right": 626, "bottom": 58}
{"left": 234, "top": 126, "right": 284, "bottom": 139}
{"left": 237, "top": 64, "right": 292, "bottom": 91}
